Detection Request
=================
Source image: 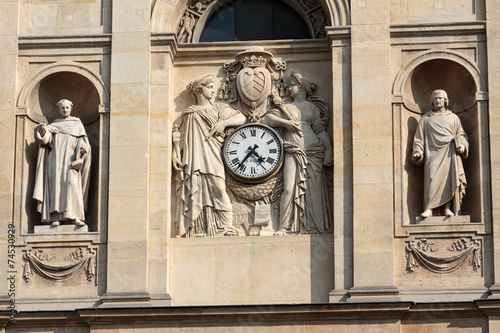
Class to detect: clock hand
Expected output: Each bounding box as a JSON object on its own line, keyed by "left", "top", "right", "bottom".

{"left": 252, "top": 150, "right": 266, "bottom": 163}
{"left": 237, "top": 146, "right": 255, "bottom": 170}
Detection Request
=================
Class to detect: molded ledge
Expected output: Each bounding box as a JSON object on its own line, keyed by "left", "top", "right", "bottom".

{"left": 347, "top": 286, "right": 400, "bottom": 303}
{"left": 487, "top": 284, "right": 500, "bottom": 299}
{"left": 99, "top": 292, "right": 154, "bottom": 308}
{"left": 329, "top": 289, "right": 350, "bottom": 303}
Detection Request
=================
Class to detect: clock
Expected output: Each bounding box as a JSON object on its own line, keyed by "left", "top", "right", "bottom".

{"left": 223, "top": 123, "right": 284, "bottom": 183}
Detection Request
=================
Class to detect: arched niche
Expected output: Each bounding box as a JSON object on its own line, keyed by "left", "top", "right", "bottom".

{"left": 151, "top": 0, "right": 350, "bottom": 35}
{"left": 18, "top": 61, "right": 109, "bottom": 119}
{"left": 392, "top": 50, "right": 489, "bottom": 231}
{"left": 16, "top": 62, "right": 109, "bottom": 234}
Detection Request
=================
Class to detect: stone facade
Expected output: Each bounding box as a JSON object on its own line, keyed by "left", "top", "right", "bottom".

{"left": 1, "top": 0, "right": 500, "bottom": 332}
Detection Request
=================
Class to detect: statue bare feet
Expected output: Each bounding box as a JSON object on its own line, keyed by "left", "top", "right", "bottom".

{"left": 74, "top": 219, "right": 86, "bottom": 226}
{"left": 444, "top": 202, "right": 454, "bottom": 217}
{"left": 420, "top": 210, "right": 432, "bottom": 218}
{"left": 51, "top": 221, "right": 60, "bottom": 227}
{"left": 274, "top": 229, "right": 287, "bottom": 236}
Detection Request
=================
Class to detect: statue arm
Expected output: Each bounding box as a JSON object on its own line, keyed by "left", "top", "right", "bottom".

{"left": 262, "top": 113, "right": 301, "bottom": 133}
{"left": 35, "top": 123, "right": 53, "bottom": 146}
{"left": 318, "top": 131, "right": 333, "bottom": 166}
{"left": 412, "top": 119, "right": 425, "bottom": 164}
{"left": 455, "top": 118, "right": 469, "bottom": 158}
{"left": 208, "top": 112, "right": 246, "bottom": 137}
{"left": 172, "top": 126, "right": 183, "bottom": 173}
{"left": 70, "top": 137, "right": 90, "bottom": 171}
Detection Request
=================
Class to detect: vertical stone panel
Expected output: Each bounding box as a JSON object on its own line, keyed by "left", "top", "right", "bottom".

{"left": 148, "top": 47, "right": 174, "bottom": 305}
{"left": 486, "top": 0, "right": 500, "bottom": 299}
{"left": 0, "top": 0, "right": 19, "bottom": 300}
{"left": 349, "top": 0, "right": 398, "bottom": 300}
{"left": 104, "top": 0, "right": 151, "bottom": 302}
{"left": 328, "top": 28, "right": 353, "bottom": 302}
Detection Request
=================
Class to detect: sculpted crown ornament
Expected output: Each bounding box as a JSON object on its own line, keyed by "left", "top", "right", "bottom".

{"left": 239, "top": 55, "right": 269, "bottom": 68}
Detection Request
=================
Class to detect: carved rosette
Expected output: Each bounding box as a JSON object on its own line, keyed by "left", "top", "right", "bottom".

{"left": 405, "top": 238, "right": 481, "bottom": 274}
{"left": 23, "top": 247, "right": 97, "bottom": 283}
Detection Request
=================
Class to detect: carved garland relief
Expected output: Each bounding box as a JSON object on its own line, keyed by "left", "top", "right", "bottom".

{"left": 405, "top": 238, "right": 481, "bottom": 274}
{"left": 23, "top": 247, "right": 97, "bottom": 283}
{"left": 173, "top": 47, "right": 333, "bottom": 237}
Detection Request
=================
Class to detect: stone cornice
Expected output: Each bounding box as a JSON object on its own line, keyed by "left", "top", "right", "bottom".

{"left": 390, "top": 21, "right": 487, "bottom": 43}
{"left": 326, "top": 25, "right": 351, "bottom": 47}
{"left": 18, "top": 35, "right": 112, "bottom": 51}
{"left": 150, "top": 32, "right": 178, "bottom": 59}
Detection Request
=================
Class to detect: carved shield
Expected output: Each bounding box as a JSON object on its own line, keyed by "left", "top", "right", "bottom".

{"left": 236, "top": 68, "right": 272, "bottom": 109}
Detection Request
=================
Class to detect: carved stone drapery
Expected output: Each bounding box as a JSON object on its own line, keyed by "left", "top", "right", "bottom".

{"left": 23, "top": 247, "right": 96, "bottom": 282}
{"left": 406, "top": 238, "right": 481, "bottom": 274}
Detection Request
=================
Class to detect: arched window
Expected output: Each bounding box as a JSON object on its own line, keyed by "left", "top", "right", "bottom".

{"left": 200, "top": 0, "right": 311, "bottom": 42}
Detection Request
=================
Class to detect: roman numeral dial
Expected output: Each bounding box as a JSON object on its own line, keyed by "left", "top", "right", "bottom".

{"left": 223, "top": 124, "right": 284, "bottom": 183}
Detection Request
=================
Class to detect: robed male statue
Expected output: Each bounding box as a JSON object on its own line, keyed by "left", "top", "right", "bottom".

{"left": 33, "top": 99, "right": 91, "bottom": 227}
{"left": 412, "top": 89, "right": 468, "bottom": 218}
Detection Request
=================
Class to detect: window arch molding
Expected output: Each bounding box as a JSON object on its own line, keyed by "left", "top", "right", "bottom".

{"left": 151, "top": 0, "right": 350, "bottom": 35}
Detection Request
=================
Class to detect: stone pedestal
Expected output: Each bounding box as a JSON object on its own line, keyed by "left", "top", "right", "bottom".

{"left": 34, "top": 225, "right": 89, "bottom": 233}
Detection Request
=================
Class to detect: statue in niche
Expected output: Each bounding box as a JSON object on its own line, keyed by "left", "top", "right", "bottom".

{"left": 263, "top": 71, "right": 333, "bottom": 234}
{"left": 412, "top": 89, "right": 468, "bottom": 218}
{"left": 33, "top": 99, "right": 91, "bottom": 227}
{"left": 173, "top": 74, "right": 246, "bottom": 237}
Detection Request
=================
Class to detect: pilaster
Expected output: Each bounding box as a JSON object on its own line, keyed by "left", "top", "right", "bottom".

{"left": 486, "top": 0, "right": 500, "bottom": 299}
{"left": 103, "top": 0, "right": 152, "bottom": 306}
{"left": 348, "top": 0, "right": 399, "bottom": 301}
{"left": 327, "top": 26, "right": 353, "bottom": 302}
{"left": 0, "top": 0, "right": 19, "bottom": 305}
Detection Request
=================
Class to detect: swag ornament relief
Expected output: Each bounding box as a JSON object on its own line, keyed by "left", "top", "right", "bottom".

{"left": 23, "top": 247, "right": 97, "bottom": 283}
{"left": 406, "top": 238, "right": 481, "bottom": 274}
{"left": 173, "top": 47, "right": 333, "bottom": 237}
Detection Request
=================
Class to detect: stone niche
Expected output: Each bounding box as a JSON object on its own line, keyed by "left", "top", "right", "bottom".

{"left": 16, "top": 67, "right": 108, "bottom": 234}
{"left": 393, "top": 53, "right": 490, "bottom": 231}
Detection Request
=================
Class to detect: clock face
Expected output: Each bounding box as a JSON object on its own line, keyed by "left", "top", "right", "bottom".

{"left": 223, "top": 124, "right": 284, "bottom": 182}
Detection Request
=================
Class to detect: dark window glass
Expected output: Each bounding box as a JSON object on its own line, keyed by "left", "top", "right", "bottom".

{"left": 199, "top": 0, "right": 311, "bottom": 42}
{"left": 199, "top": 6, "right": 235, "bottom": 42}
{"left": 274, "top": 1, "right": 310, "bottom": 39}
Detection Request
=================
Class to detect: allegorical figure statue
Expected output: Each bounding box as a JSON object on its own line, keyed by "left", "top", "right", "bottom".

{"left": 173, "top": 74, "right": 245, "bottom": 237}
{"left": 412, "top": 89, "right": 468, "bottom": 218}
{"left": 33, "top": 99, "right": 91, "bottom": 227}
{"left": 264, "top": 71, "right": 333, "bottom": 234}
{"left": 178, "top": 12, "right": 196, "bottom": 43}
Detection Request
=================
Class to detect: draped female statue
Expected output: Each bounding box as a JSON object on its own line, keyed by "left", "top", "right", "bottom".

{"left": 264, "top": 71, "right": 333, "bottom": 234}
{"left": 173, "top": 74, "right": 245, "bottom": 237}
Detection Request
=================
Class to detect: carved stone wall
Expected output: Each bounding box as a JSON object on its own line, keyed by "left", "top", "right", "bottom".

{"left": 2, "top": 0, "right": 500, "bottom": 331}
